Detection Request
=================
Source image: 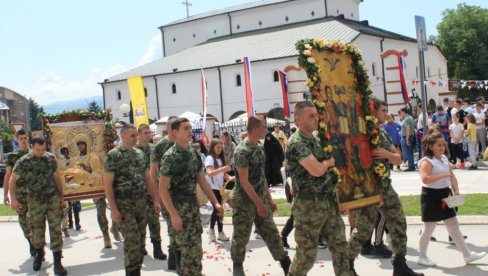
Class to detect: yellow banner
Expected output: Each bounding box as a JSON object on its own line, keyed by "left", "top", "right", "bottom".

{"left": 127, "top": 76, "right": 149, "bottom": 127}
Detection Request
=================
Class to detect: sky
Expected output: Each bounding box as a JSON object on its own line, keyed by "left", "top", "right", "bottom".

{"left": 1, "top": 0, "right": 488, "bottom": 107}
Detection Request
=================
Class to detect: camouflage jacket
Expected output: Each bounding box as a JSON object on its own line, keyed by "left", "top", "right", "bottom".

{"left": 151, "top": 137, "right": 175, "bottom": 172}
{"left": 233, "top": 139, "right": 266, "bottom": 201}
{"left": 6, "top": 149, "right": 29, "bottom": 190}
{"left": 13, "top": 152, "right": 58, "bottom": 198}
{"left": 135, "top": 143, "right": 154, "bottom": 169}
{"left": 286, "top": 131, "right": 335, "bottom": 194}
{"left": 159, "top": 143, "right": 202, "bottom": 204}
{"left": 104, "top": 145, "right": 148, "bottom": 198}
{"left": 378, "top": 128, "right": 394, "bottom": 186}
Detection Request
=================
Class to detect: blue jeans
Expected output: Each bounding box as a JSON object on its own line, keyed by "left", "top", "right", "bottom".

{"left": 401, "top": 136, "right": 415, "bottom": 169}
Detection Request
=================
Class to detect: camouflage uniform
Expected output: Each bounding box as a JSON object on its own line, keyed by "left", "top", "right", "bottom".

{"left": 286, "top": 132, "right": 351, "bottom": 276}
{"left": 231, "top": 139, "right": 288, "bottom": 264}
{"left": 13, "top": 152, "right": 63, "bottom": 252}
{"left": 159, "top": 144, "right": 204, "bottom": 276}
{"left": 93, "top": 198, "right": 110, "bottom": 236}
{"left": 104, "top": 146, "right": 148, "bottom": 271}
{"left": 348, "top": 129, "right": 407, "bottom": 260}
{"left": 6, "top": 149, "right": 31, "bottom": 239}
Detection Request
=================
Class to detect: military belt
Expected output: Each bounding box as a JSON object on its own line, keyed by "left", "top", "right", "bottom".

{"left": 114, "top": 191, "right": 145, "bottom": 199}
{"left": 295, "top": 192, "right": 330, "bottom": 202}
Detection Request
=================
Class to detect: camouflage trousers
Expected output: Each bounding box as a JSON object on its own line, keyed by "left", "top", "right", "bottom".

{"left": 348, "top": 185, "right": 407, "bottom": 259}
{"left": 231, "top": 198, "right": 288, "bottom": 264}
{"left": 146, "top": 195, "right": 161, "bottom": 242}
{"left": 16, "top": 189, "right": 31, "bottom": 239}
{"left": 289, "top": 197, "right": 351, "bottom": 276}
{"left": 171, "top": 202, "right": 203, "bottom": 276}
{"left": 161, "top": 206, "right": 176, "bottom": 249}
{"left": 116, "top": 197, "right": 147, "bottom": 271}
{"left": 94, "top": 198, "right": 109, "bottom": 234}
{"left": 28, "top": 195, "right": 63, "bottom": 251}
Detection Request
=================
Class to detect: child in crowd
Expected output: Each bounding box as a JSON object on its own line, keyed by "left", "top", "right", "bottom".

{"left": 449, "top": 113, "right": 465, "bottom": 168}
{"left": 417, "top": 131, "right": 486, "bottom": 267}
{"left": 465, "top": 113, "right": 478, "bottom": 170}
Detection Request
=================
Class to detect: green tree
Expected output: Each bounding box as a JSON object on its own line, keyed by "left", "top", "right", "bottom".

{"left": 28, "top": 98, "right": 44, "bottom": 131}
{"left": 432, "top": 4, "right": 488, "bottom": 80}
{"left": 87, "top": 100, "right": 102, "bottom": 113}
{"left": 0, "top": 121, "right": 14, "bottom": 154}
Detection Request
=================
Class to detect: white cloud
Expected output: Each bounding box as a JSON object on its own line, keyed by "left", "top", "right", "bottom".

{"left": 19, "top": 34, "right": 160, "bottom": 105}
{"left": 136, "top": 34, "right": 161, "bottom": 66}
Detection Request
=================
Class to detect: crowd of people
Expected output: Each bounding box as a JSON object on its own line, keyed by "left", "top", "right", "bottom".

{"left": 2, "top": 99, "right": 487, "bottom": 276}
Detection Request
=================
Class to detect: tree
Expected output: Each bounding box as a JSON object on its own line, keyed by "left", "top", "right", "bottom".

{"left": 0, "top": 121, "right": 14, "bottom": 154}
{"left": 29, "top": 98, "right": 44, "bottom": 131}
{"left": 431, "top": 4, "right": 488, "bottom": 80}
{"left": 87, "top": 100, "right": 102, "bottom": 113}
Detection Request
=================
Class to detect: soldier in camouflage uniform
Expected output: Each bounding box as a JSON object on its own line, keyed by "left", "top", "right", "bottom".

{"left": 135, "top": 123, "right": 167, "bottom": 260}
{"left": 104, "top": 123, "right": 161, "bottom": 276}
{"left": 3, "top": 130, "right": 33, "bottom": 256}
{"left": 285, "top": 102, "right": 350, "bottom": 276}
{"left": 150, "top": 115, "right": 178, "bottom": 269}
{"left": 9, "top": 136, "right": 67, "bottom": 275}
{"left": 159, "top": 117, "right": 224, "bottom": 276}
{"left": 231, "top": 116, "right": 291, "bottom": 276}
{"left": 348, "top": 100, "right": 423, "bottom": 276}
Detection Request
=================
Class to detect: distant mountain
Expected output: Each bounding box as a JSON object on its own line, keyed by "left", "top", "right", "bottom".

{"left": 43, "top": 96, "right": 104, "bottom": 114}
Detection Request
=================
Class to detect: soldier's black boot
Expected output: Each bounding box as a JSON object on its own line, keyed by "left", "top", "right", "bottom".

{"left": 174, "top": 250, "right": 182, "bottom": 275}
{"left": 53, "top": 251, "right": 67, "bottom": 276}
{"left": 167, "top": 247, "right": 176, "bottom": 270}
{"left": 349, "top": 259, "right": 359, "bottom": 276}
{"left": 33, "top": 247, "right": 44, "bottom": 271}
{"left": 151, "top": 239, "right": 167, "bottom": 260}
{"left": 26, "top": 237, "right": 35, "bottom": 256}
{"left": 125, "top": 268, "right": 140, "bottom": 276}
{"left": 279, "top": 256, "right": 291, "bottom": 275}
{"left": 233, "top": 262, "right": 245, "bottom": 276}
{"left": 392, "top": 255, "right": 424, "bottom": 276}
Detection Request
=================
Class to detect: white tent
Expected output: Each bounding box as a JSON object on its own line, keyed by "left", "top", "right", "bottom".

{"left": 221, "top": 113, "right": 285, "bottom": 128}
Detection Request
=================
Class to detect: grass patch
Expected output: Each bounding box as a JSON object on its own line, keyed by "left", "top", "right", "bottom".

{"left": 0, "top": 202, "right": 94, "bottom": 216}
{"left": 224, "top": 194, "right": 488, "bottom": 217}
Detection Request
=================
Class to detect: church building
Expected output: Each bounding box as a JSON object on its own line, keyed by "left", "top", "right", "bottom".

{"left": 101, "top": 0, "right": 448, "bottom": 124}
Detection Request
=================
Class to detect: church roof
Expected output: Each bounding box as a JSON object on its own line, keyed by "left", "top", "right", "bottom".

{"left": 162, "top": 0, "right": 289, "bottom": 27}
{"left": 106, "top": 17, "right": 417, "bottom": 83}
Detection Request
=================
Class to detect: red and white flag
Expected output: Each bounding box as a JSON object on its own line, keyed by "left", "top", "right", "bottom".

{"left": 243, "top": 57, "right": 255, "bottom": 116}
{"left": 201, "top": 69, "right": 208, "bottom": 131}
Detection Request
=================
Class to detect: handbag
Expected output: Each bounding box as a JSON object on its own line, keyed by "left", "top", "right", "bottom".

{"left": 443, "top": 194, "right": 465, "bottom": 208}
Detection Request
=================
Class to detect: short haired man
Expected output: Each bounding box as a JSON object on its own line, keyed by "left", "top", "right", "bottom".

{"left": 286, "top": 102, "right": 349, "bottom": 275}
{"left": 3, "top": 130, "right": 33, "bottom": 256}
{"left": 348, "top": 100, "right": 423, "bottom": 276}
{"left": 231, "top": 116, "right": 291, "bottom": 275}
{"left": 399, "top": 108, "right": 416, "bottom": 171}
{"left": 149, "top": 115, "right": 178, "bottom": 269}
{"left": 10, "top": 137, "right": 67, "bottom": 275}
{"left": 104, "top": 123, "right": 161, "bottom": 275}
{"left": 135, "top": 123, "right": 167, "bottom": 260}
{"left": 159, "top": 118, "right": 224, "bottom": 275}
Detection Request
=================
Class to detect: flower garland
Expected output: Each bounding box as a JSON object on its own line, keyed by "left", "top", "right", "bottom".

{"left": 296, "top": 38, "right": 389, "bottom": 188}
{"left": 42, "top": 109, "right": 117, "bottom": 152}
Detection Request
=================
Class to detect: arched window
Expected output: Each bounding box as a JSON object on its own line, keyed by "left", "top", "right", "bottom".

{"left": 171, "top": 83, "right": 177, "bottom": 94}
{"left": 117, "top": 91, "right": 121, "bottom": 100}
{"left": 371, "top": 63, "right": 376, "bottom": 77}
{"left": 438, "top": 68, "right": 441, "bottom": 79}
{"left": 236, "top": 74, "right": 242, "bottom": 87}
{"left": 416, "top": 66, "right": 419, "bottom": 78}
{"left": 273, "top": 71, "right": 279, "bottom": 82}
{"left": 144, "top": 87, "right": 147, "bottom": 97}
{"left": 427, "top": 67, "right": 431, "bottom": 78}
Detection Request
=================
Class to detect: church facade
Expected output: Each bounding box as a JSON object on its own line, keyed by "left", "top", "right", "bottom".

{"left": 101, "top": 0, "right": 448, "bottom": 123}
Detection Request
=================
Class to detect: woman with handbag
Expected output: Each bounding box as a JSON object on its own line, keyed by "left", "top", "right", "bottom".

{"left": 417, "top": 131, "right": 486, "bottom": 267}
{"left": 205, "top": 139, "right": 232, "bottom": 242}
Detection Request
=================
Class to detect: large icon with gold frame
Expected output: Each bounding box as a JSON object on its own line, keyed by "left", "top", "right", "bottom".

{"left": 296, "top": 39, "right": 384, "bottom": 211}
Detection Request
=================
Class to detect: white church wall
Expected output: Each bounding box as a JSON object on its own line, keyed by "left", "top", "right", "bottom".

{"left": 327, "top": 0, "right": 361, "bottom": 20}
{"left": 163, "top": 14, "right": 230, "bottom": 56}
{"left": 231, "top": 0, "right": 326, "bottom": 34}
{"left": 103, "top": 81, "right": 131, "bottom": 123}
{"left": 353, "top": 35, "right": 386, "bottom": 101}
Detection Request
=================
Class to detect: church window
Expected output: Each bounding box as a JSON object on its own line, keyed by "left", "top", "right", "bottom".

{"left": 427, "top": 67, "right": 431, "bottom": 78}
{"left": 371, "top": 63, "right": 376, "bottom": 77}
{"left": 171, "top": 83, "right": 177, "bottom": 94}
{"left": 273, "top": 71, "right": 279, "bottom": 82}
{"left": 213, "top": 29, "right": 217, "bottom": 34}
{"left": 337, "top": 10, "right": 339, "bottom": 14}
{"left": 236, "top": 24, "right": 240, "bottom": 30}
{"left": 258, "top": 20, "right": 262, "bottom": 26}
{"left": 236, "top": 74, "right": 242, "bottom": 87}
{"left": 285, "top": 16, "right": 289, "bottom": 22}
{"left": 117, "top": 91, "right": 121, "bottom": 100}
{"left": 311, "top": 11, "right": 315, "bottom": 16}
{"left": 351, "top": 12, "right": 354, "bottom": 17}
{"left": 193, "top": 33, "right": 196, "bottom": 38}
{"left": 438, "top": 68, "right": 441, "bottom": 79}
{"left": 144, "top": 87, "right": 147, "bottom": 97}
{"left": 173, "top": 37, "right": 176, "bottom": 42}
{"left": 416, "top": 66, "right": 419, "bottom": 78}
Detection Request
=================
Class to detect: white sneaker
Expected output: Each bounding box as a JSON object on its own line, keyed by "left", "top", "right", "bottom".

{"left": 254, "top": 232, "right": 262, "bottom": 239}
{"left": 208, "top": 229, "right": 216, "bottom": 242}
{"left": 464, "top": 252, "right": 486, "bottom": 264}
{"left": 417, "top": 256, "right": 437, "bottom": 267}
{"left": 217, "top": 231, "right": 230, "bottom": 241}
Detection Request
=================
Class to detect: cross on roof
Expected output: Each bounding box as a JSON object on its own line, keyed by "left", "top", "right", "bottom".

{"left": 182, "top": 0, "right": 192, "bottom": 18}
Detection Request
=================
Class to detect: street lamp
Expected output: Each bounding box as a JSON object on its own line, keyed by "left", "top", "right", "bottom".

{"left": 120, "top": 104, "right": 131, "bottom": 117}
